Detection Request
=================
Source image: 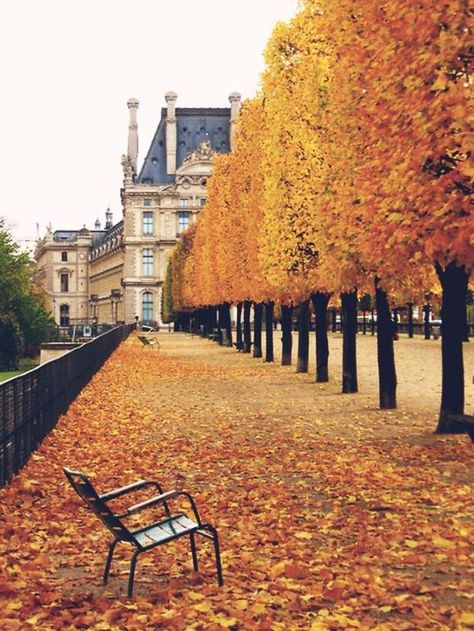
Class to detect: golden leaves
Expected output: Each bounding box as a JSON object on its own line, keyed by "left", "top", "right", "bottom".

{"left": 0, "top": 336, "right": 473, "bottom": 628}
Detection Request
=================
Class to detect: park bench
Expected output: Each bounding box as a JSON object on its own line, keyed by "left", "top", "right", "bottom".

{"left": 208, "top": 329, "right": 221, "bottom": 343}
{"left": 446, "top": 414, "right": 474, "bottom": 442}
{"left": 63, "top": 468, "right": 223, "bottom": 597}
{"left": 137, "top": 335, "right": 160, "bottom": 350}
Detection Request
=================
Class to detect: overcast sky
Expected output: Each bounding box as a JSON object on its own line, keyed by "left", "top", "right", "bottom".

{"left": 0, "top": 0, "right": 298, "bottom": 248}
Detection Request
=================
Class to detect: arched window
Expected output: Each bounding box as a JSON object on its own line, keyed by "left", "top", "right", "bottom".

{"left": 60, "top": 304, "right": 70, "bottom": 327}
{"left": 142, "top": 292, "right": 153, "bottom": 323}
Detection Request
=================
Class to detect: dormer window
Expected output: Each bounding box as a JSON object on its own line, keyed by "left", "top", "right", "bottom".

{"left": 61, "top": 251, "right": 68, "bottom": 262}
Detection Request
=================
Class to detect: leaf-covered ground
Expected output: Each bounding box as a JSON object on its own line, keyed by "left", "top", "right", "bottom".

{"left": 0, "top": 332, "right": 473, "bottom": 630}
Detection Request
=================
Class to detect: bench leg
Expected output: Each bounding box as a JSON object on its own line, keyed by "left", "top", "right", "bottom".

{"left": 103, "top": 539, "right": 119, "bottom": 584}
{"left": 128, "top": 549, "right": 141, "bottom": 598}
{"left": 190, "top": 532, "right": 199, "bottom": 571}
{"left": 199, "top": 525, "right": 223, "bottom": 587}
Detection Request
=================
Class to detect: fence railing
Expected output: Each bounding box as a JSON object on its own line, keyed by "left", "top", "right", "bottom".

{"left": 0, "top": 324, "right": 133, "bottom": 487}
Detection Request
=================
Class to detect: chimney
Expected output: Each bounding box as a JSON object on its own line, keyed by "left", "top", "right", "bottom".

{"left": 165, "top": 91, "right": 177, "bottom": 175}
{"left": 105, "top": 208, "right": 113, "bottom": 229}
{"left": 127, "top": 98, "right": 139, "bottom": 173}
{"left": 228, "top": 92, "right": 241, "bottom": 151}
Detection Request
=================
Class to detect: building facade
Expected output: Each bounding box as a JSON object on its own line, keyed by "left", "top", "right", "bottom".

{"left": 35, "top": 92, "right": 241, "bottom": 326}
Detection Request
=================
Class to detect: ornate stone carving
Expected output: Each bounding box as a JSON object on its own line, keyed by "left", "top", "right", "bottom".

{"left": 182, "top": 140, "right": 214, "bottom": 165}
{"left": 121, "top": 154, "right": 134, "bottom": 185}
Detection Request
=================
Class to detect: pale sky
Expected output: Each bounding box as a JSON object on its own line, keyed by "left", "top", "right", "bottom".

{"left": 0, "top": 0, "right": 298, "bottom": 249}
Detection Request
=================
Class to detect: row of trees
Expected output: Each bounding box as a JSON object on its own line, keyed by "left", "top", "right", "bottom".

{"left": 0, "top": 220, "right": 51, "bottom": 370}
{"left": 163, "top": 0, "right": 472, "bottom": 432}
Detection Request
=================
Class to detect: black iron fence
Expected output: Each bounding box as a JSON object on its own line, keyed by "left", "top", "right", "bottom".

{"left": 0, "top": 324, "right": 133, "bottom": 487}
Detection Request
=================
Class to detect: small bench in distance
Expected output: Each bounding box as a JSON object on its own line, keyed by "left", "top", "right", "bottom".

{"left": 137, "top": 335, "right": 160, "bottom": 351}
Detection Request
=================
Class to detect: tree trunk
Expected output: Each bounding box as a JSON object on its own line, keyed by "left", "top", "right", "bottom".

{"left": 370, "top": 309, "right": 376, "bottom": 336}
{"left": 435, "top": 261, "right": 469, "bottom": 433}
{"left": 297, "top": 300, "right": 310, "bottom": 373}
{"left": 217, "top": 305, "right": 225, "bottom": 345}
{"left": 375, "top": 280, "right": 397, "bottom": 409}
{"left": 281, "top": 305, "right": 293, "bottom": 365}
{"left": 220, "top": 303, "right": 233, "bottom": 347}
{"left": 311, "top": 292, "right": 330, "bottom": 382}
{"left": 423, "top": 304, "right": 431, "bottom": 340}
{"left": 331, "top": 308, "right": 337, "bottom": 333}
{"left": 253, "top": 303, "right": 263, "bottom": 358}
{"left": 265, "top": 302, "right": 274, "bottom": 362}
{"left": 407, "top": 302, "right": 414, "bottom": 338}
{"left": 236, "top": 303, "right": 243, "bottom": 351}
{"left": 362, "top": 311, "right": 367, "bottom": 335}
{"left": 243, "top": 300, "right": 252, "bottom": 353}
{"left": 341, "top": 290, "right": 358, "bottom": 393}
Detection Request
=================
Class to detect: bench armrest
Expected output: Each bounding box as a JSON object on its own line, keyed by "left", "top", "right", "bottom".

{"left": 119, "top": 489, "right": 203, "bottom": 524}
{"left": 119, "top": 489, "right": 179, "bottom": 516}
{"left": 100, "top": 479, "right": 163, "bottom": 501}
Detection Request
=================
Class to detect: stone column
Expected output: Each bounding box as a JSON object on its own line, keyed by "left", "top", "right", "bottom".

{"left": 228, "top": 92, "right": 242, "bottom": 151}
{"left": 127, "top": 98, "right": 139, "bottom": 174}
{"left": 165, "top": 91, "right": 177, "bottom": 175}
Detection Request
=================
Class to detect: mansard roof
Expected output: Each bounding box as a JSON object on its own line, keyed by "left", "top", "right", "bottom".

{"left": 138, "top": 107, "right": 230, "bottom": 185}
{"left": 53, "top": 228, "right": 114, "bottom": 248}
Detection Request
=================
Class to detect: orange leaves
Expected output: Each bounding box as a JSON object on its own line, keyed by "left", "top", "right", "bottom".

{"left": 0, "top": 335, "right": 473, "bottom": 628}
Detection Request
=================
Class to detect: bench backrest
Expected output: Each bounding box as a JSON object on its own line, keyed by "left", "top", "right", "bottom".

{"left": 64, "top": 468, "right": 134, "bottom": 543}
{"left": 137, "top": 335, "right": 153, "bottom": 345}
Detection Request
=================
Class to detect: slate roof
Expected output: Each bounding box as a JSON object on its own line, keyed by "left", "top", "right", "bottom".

{"left": 138, "top": 107, "right": 231, "bottom": 185}
{"left": 53, "top": 230, "right": 108, "bottom": 248}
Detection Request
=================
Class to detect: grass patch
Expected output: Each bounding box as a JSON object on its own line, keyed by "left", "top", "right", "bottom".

{"left": 0, "top": 371, "right": 22, "bottom": 383}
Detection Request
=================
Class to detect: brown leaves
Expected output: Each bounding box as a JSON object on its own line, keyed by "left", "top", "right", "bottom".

{"left": 0, "top": 336, "right": 472, "bottom": 629}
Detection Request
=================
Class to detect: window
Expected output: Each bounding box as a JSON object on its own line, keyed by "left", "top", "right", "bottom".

{"left": 142, "top": 292, "right": 153, "bottom": 322}
{"left": 142, "top": 248, "right": 154, "bottom": 276}
{"left": 178, "top": 212, "right": 190, "bottom": 233}
{"left": 60, "top": 304, "right": 70, "bottom": 327}
{"left": 143, "top": 211, "right": 153, "bottom": 235}
{"left": 61, "top": 251, "right": 68, "bottom": 262}
{"left": 179, "top": 198, "right": 189, "bottom": 208}
{"left": 199, "top": 198, "right": 207, "bottom": 207}
{"left": 60, "top": 273, "right": 69, "bottom": 292}
{"left": 144, "top": 198, "right": 152, "bottom": 206}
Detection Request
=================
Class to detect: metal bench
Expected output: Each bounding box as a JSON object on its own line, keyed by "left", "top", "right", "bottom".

{"left": 137, "top": 335, "right": 160, "bottom": 350}
{"left": 64, "top": 468, "right": 223, "bottom": 597}
{"left": 446, "top": 414, "right": 474, "bottom": 442}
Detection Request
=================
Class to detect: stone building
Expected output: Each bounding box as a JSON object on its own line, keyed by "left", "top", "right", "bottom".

{"left": 35, "top": 92, "right": 241, "bottom": 327}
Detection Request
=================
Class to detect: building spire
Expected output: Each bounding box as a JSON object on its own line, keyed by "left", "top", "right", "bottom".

{"left": 228, "top": 92, "right": 241, "bottom": 151}
{"left": 165, "top": 91, "right": 178, "bottom": 175}
{"left": 127, "top": 98, "right": 139, "bottom": 174}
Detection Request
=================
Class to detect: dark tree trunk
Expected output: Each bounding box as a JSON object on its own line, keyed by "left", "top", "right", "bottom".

{"left": 407, "top": 302, "right": 414, "bottom": 338}
{"left": 331, "top": 308, "right": 337, "bottom": 333}
{"left": 243, "top": 300, "right": 252, "bottom": 353}
{"left": 463, "top": 301, "right": 469, "bottom": 342}
{"left": 220, "top": 303, "right": 233, "bottom": 347}
{"left": 375, "top": 279, "right": 397, "bottom": 409}
{"left": 217, "top": 304, "right": 225, "bottom": 345}
{"left": 435, "top": 261, "right": 469, "bottom": 433}
{"left": 253, "top": 303, "right": 263, "bottom": 358}
{"left": 281, "top": 305, "right": 293, "bottom": 365}
{"left": 265, "top": 302, "right": 274, "bottom": 362}
{"left": 423, "top": 304, "right": 431, "bottom": 340}
{"left": 297, "top": 300, "right": 310, "bottom": 373}
{"left": 341, "top": 290, "right": 358, "bottom": 393}
{"left": 370, "top": 309, "right": 376, "bottom": 336}
{"left": 236, "top": 303, "right": 243, "bottom": 351}
{"left": 362, "top": 311, "right": 367, "bottom": 335}
{"left": 311, "top": 292, "right": 330, "bottom": 382}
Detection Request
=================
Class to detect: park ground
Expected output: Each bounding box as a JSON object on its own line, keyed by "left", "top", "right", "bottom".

{"left": 0, "top": 332, "right": 473, "bottom": 629}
